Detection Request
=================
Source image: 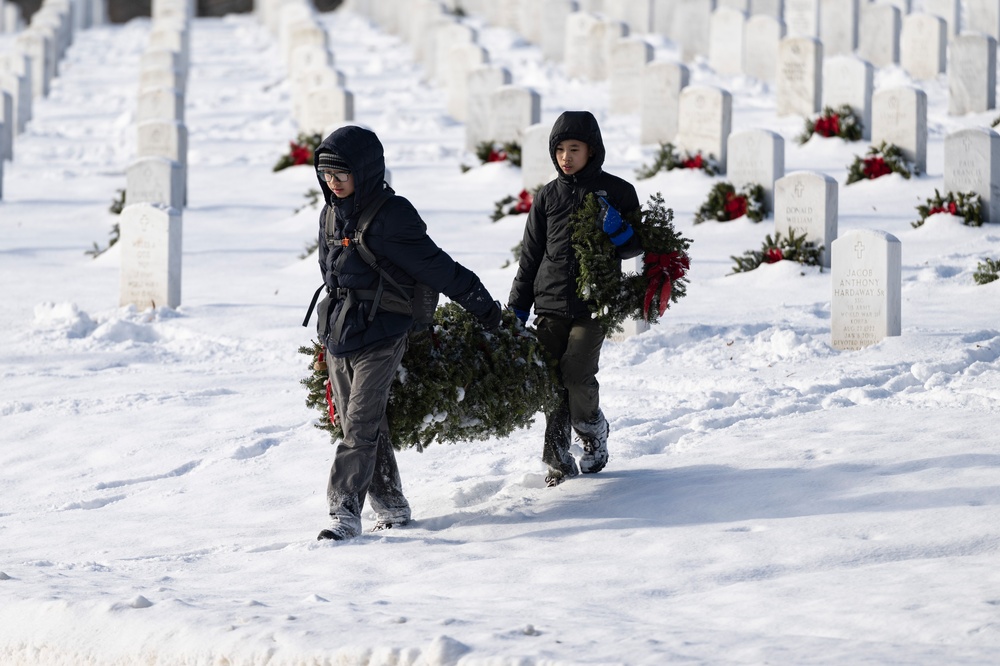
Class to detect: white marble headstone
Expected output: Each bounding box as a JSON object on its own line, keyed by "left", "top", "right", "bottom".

{"left": 823, "top": 55, "right": 873, "bottom": 140}
{"left": 899, "top": 13, "right": 946, "bottom": 81}
{"left": 487, "top": 86, "right": 541, "bottom": 145}
{"left": 743, "top": 14, "right": 784, "bottom": 83}
{"left": 944, "top": 127, "right": 1000, "bottom": 224}
{"left": 609, "top": 38, "right": 653, "bottom": 114}
{"left": 857, "top": 3, "right": 900, "bottom": 68}
{"left": 872, "top": 86, "right": 927, "bottom": 174}
{"left": 728, "top": 129, "right": 785, "bottom": 214}
{"left": 776, "top": 36, "right": 822, "bottom": 118}
{"left": 640, "top": 60, "right": 689, "bottom": 145}
{"left": 774, "top": 171, "right": 837, "bottom": 268}
{"left": 831, "top": 230, "right": 901, "bottom": 351}
{"left": 709, "top": 7, "right": 747, "bottom": 76}
{"left": 466, "top": 65, "right": 512, "bottom": 151}
{"left": 126, "top": 156, "right": 184, "bottom": 211}
{"left": 676, "top": 84, "right": 732, "bottom": 172}
{"left": 119, "top": 203, "right": 183, "bottom": 310}
{"left": 947, "top": 34, "right": 997, "bottom": 116}
{"left": 522, "top": 122, "right": 558, "bottom": 191}
{"left": 819, "top": 0, "right": 858, "bottom": 56}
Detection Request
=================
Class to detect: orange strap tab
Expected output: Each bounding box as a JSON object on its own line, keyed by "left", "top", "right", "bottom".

{"left": 340, "top": 238, "right": 351, "bottom": 247}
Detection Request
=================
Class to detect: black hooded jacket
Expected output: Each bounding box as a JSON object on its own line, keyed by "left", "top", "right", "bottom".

{"left": 508, "top": 111, "right": 643, "bottom": 319}
{"left": 314, "top": 125, "right": 496, "bottom": 356}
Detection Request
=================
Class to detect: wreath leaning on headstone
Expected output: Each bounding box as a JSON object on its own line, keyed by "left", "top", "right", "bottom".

{"left": 730, "top": 230, "right": 824, "bottom": 274}
{"left": 912, "top": 189, "right": 983, "bottom": 228}
{"left": 694, "top": 182, "right": 767, "bottom": 224}
{"left": 636, "top": 142, "right": 721, "bottom": 179}
{"left": 846, "top": 141, "right": 915, "bottom": 183}
{"left": 798, "top": 104, "right": 864, "bottom": 144}
{"left": 491, "top": 187, "right": 535, "bottom": 222}
{"left": 273, "top": 132, "right": 323, "bottom": 172}
{"left": 300, "top": 306, "right": 561, "bottom": 450}
{"left": 569, "top": 192, "right": 693, "bottom": 334}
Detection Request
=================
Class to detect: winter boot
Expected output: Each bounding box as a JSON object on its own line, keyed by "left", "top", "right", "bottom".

{"left": 543, "top": 405, "right": 578, "bottom": 487}
{"left": 575, "top": 410, "right": 609, "bottom": 474}
{"left": 317, "top": 519, "right": 358, "bottom": 541}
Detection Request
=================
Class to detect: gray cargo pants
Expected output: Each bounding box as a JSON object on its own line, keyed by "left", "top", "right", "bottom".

{"left": 325, "top": 335, "right": 411, "bottom": 537}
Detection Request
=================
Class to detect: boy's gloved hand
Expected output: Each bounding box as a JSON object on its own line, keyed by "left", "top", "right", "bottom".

{"left": 512, "top": 306, "right": 530, "bottom": 325}
{"left": 479, "top": 301, "right": 503, "bottom": 330}
{"left": 598, "top": 196, "right": 634, "bottom": 246}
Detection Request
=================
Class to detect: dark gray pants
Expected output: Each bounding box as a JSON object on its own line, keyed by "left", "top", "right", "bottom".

{"left": 325, "top": 335, "right": 410, "bottom": 536}
{"left": 534, "top": 315, "right": 605, "bottom": 471}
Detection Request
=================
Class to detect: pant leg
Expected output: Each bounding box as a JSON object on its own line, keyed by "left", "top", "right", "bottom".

{"left": 325, "top": 336, "right": 407, "bottom": 535}
{"left": 367, "top": 429, "right": 411, "bottom": 525}
{"left": 536, "top": 315, "right": 605, "bottom": 425}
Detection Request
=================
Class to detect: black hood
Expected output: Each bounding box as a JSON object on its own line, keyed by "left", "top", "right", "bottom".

{"left": 548, "top": 110, "right": 606, "bottom": 182}
{"left": 314, "top": 125, "right": 387, "bottom": 215}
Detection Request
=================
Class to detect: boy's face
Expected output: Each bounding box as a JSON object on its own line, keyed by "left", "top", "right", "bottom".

{"left": 320, "top": 169, "right": 355, "bottom": 198}
{"left": 555, "top": 139, "right": 591, "bottom": 175}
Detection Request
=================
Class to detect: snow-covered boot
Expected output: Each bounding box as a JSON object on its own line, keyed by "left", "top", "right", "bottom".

{"left": 575, "top": 410, "right": 609, "bottom": 474}
{"left": 543, "top": 405, "right": 578, "bottom": 487}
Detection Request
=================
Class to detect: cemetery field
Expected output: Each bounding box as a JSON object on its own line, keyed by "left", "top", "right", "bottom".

{"left": 2, "top": 3, "right": 1000, "bottom": 666}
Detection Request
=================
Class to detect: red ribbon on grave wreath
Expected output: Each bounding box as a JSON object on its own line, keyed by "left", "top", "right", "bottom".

{"left": 643, "top": 251, "right": 690, "bottom": 319}
{"left": 487, "top": 148, "right": 507, "bottom": 163}
{"left": 514, "top": 188, "right": 533, "bottom": 214}
{"left": 863, "top": 156, "right": 892, "bottom": 179}
{"left": 290, "top": 142, "right": 312, "bottom": 166}
{"left": 723, "top": 191, "right": 748, "bottom": 220}
{"left": 814, "top": 113, "right": 841, "bottom": 138}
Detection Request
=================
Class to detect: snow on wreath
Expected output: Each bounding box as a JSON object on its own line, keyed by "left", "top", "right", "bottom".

{"left": 570, "top": 192, "right": 692, "bottom": 334}
{"left": 300, "top": 305, "right": 561, "bottom": 450}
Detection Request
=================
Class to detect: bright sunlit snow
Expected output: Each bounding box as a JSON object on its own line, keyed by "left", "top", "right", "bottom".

{"left": 2, "top": 4, "right": 1000, "bottom": 666}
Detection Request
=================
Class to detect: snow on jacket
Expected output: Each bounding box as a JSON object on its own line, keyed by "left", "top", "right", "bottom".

{"left": 315, "top": 125, "right": 496, "bottom": 357}
{"left": 508, "top": 110, "right": 643, "bottom": 319}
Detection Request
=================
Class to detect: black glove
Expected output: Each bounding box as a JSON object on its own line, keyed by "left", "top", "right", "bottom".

{"left": 479, "top": 300, "right": 502, "bottom": 330}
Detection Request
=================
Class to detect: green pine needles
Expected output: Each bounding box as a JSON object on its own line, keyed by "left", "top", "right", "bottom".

{"left": 570, "top": 192, "right": 692, "bottom": 333}
{"left": 693, "top": 182, "right": 767, "bottom": 224}
{"left": 846, "top": 141, "right": 915, "bottom": 184}
{"left": 300, "top": 306, "right": 560, "bottom": 450}
{"left": 974, "top": 258, "right": 1000, "bottom": 285}
{"left": 730, "top": 230, "right": 824, "bottom": 273}
{"left": 912, "top": 189, "right": 983, "bottom": 228}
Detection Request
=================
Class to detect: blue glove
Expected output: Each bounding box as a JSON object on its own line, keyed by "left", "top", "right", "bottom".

{"left": 512, "top": 307, "right": 530, "bottom": 325}
{"left": 598, "top": 196, "right": 633, "bottom": 246}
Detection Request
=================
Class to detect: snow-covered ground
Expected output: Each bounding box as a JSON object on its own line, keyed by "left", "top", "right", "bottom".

{"left": 1, "top": 5, "right": 999, "bottom": 665}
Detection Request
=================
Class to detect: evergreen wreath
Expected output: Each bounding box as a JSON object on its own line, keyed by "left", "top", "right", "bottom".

{"left": 569, "top": 192, "right": 692, "bottom": 333}
{"left": 974, "top": 258, "right": 1000, "bottom": 285}
{"left": 636, "top": 142, "right": 721, "bottom": 179}
{"left": 273, "top": 132, "right": 323, "bottom": 172}
{"left": 694, "top": 181, "right": 767, "bottom": 224}
{"left": 491, "top": 188, "right": 534, "bottom": 222}
{"left": 300, "top": 306, "right": 561, "bottom": 450}
{"left": 846, "top": 141, "right": 914, "bottom": 184}
{"left": 912, "top": 189, "right": 983, "bottom": 228}
{"left": 797, "top": 104, "right": 864, "bottom": 144}
{"left": 730, "top": 229, "right": 824, "bottom": 273}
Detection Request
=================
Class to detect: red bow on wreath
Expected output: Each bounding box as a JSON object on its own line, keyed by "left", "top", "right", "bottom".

{"left": 514, "top": 189, "right": 533, "bottom": 213}
{"left": 643, "top": 251, "right": 690, "bottom": 319}
{"left": 290, "top": 142, "right": 312, "bottom": 166}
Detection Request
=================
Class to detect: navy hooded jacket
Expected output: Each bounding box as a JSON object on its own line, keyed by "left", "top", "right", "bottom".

{"left": 508, "top": 111, "right": 643, "bottom": 319}
{"left": 314, "top": 126, "right": 496, "bottom": 356}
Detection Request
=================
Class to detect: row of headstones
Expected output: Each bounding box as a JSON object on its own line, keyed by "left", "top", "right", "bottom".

{"left": 372, "top": 0, "right": 985, "bottom": 351}
{"left": 707, "top": 6, "right": 994, "bottom": 91}
{"left": 119, "top": 0, "right": 193, "bottom": 311}
{"left": 256, "top": 0, "right": 354, "bottom": 135}
{"left": 1, "top": 0, "right": 110, "bottom": 198}
{"left": 434, "top": 0, "right": 996, "bottom": 64}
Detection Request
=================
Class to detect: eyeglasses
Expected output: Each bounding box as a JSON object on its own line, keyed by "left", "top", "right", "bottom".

{"left": 318, "top": 169, "right": 351, "bottom": 183}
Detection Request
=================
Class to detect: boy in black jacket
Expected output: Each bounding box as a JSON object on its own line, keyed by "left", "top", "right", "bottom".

{"left": 313, "top": 125, "right": 501, "bottom": 540}
{"left": 508, "top": 110, "right": 643, "bottom": 487}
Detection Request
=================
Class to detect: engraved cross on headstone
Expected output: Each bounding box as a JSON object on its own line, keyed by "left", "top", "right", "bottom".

{"left": 854, "top": 240, "right": 866, "bottom": 259}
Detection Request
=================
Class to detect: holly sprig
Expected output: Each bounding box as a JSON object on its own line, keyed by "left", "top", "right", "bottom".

{"left": 694, "top": 181, "right": 767, "bottom": 224}
{"left": 730, "top": 230, "right": 824, "bottom": 274}
{"left": 570, "top": 192, "right": 692, "bottom": 333}
{"left": 912, "top": 189, "right": 983, "bottom": 228}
